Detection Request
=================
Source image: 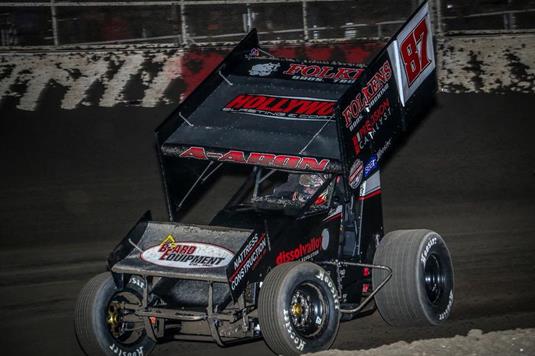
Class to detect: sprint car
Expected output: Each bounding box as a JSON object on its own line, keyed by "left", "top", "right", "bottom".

{"left": 75, "top": 2, "right": 454, "bottom": 355}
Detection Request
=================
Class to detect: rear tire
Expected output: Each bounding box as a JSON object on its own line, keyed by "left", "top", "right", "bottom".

{"left": 258, "top": 262, "right": 340, "bottom": 355}
{"left": 372, "top": 229, "right": 454, "bottom": 326}
{"left": 75, "top": 273, "right": 156, "bottom": 356}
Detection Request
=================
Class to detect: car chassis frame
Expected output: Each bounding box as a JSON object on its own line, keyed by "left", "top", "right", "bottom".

{"left": 94, "top": 0, "right": 442, "bottom": 351}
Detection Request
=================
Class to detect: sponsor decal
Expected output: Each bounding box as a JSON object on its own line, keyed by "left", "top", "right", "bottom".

{"left": 400, "top": 16, "right": 431, "bottom": 86}
{"left": 275, "top": 235, "right": 323, "bottom": 265}
{"left": 229, "top": 233, "right": 267, "bottom": 291}
{"left": 223, "top": 94, "right": 335, "bottom": 121}
{"left": 129, "top": 276, "right": 145, "bottom": 289}
{"left": 359, "top": 170, "right": 381, "bottom": 200}
{"left": 376, "top": 138, "right": 392, "bottom": 161}
{"left": 342, "top": 60, "right": 392, "bottom": 130}
{"left": 315, "top": 270, "right": 340, "bottom": 310}
{"left": 351, "top": 97, "right": 392, "bottom": 156}
{"left": 141, "top": 235, "right": 233, "bottom": 269}
{"left": 283, "top": 63, "right": 363, "bottom": 84}
{"left": 348, "top": 159, "right": 363, "bottom": 189}
{"left": 179, "top": 146, "right": 331, "bottom": 172}
{"left": 249, "top": 62, "right": 281, "bottom": 77}
{"left": 389, "top": 3, "right": 436, "bottom": 105}
{"left": 439, "top": 290, "right": 454, "bottom": 321}
{"left": 363, "top": 154, "right": 378, "bottom": 178}
{"left": 420, "top": 235, "right": 438, "bottom": 265}
{"left": 283, "top": 309, "right": 306, "bottom": 351}
{"left": 109, "top": 344, "right": 144, "bottom": 356}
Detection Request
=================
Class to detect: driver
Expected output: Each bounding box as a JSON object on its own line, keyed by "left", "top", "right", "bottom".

{"left": 273, "top": 174, "right": 328, "bottom": 205}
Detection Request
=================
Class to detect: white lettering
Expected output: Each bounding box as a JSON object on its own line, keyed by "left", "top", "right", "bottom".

{"left": 439, "top": 290, "right": 454, "bottom": 320}
{"left": 421, "top": 236, "right": 437, "bottom": 265}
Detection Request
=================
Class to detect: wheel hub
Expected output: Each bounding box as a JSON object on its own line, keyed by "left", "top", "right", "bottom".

{"left": 291, "top": 303, "right": 303, "bottom": 318}
{"left": 106, "top": 302, "right": 122, "bottom": 337}
{"left": 289, "top": 283, "right": 327, "bottom": 338}
{"left": 104, "top": 290, "right": 145, "bottom": 345}
{"left": 424, "top": 254, "right": 445, "bottom": 304}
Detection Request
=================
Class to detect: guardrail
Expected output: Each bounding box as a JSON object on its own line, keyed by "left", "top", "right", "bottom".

{"left": 0, "top": 0, "right": 534, "bottom": 48}
{"left": 0, "top": 0, "right": 420, "bottom": 47}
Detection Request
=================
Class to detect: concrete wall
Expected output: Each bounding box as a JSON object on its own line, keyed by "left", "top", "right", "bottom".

{"left": 438, "top": 34, "right": 535, "bottom": 94}
{"left": 0, "top": 34, "right": 534, "bottom": 112}
{"left": 0, "top": 42, "right": 380, "bottom": 111}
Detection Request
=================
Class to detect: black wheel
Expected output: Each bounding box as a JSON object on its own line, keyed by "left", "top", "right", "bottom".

{"left": 258, "top": 262, "right": 340, "bottom": 355}
{"left": 75, "top": 273, "right": 156, "bottom": 356}
{"left": 372, "top": 229, "right": 454, "bottom": 326}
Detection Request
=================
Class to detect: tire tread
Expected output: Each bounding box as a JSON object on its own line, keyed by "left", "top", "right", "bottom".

{"left": 75, "top": 272, "right": 112, "bottom": 356}
{"left": 258, "top": 262, "right": 339, "bottom": 355}
{"left": 373, "top": 229, "right": 450, "bottom": 326}
{"left": 259, "top": 262, "right": 299, "bottom": 355}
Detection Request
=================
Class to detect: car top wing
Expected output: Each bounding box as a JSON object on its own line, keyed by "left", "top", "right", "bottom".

{"left": 335, "top": 1, "right": 438, "bottom": 192}
{"left": 153, "top": 1, "right": 437, "bottom": 221}
{"left": 155, "top": 31, "right": 368, "bottom": 175}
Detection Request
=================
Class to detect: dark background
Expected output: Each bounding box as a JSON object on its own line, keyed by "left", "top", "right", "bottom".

{"left": 1, "top": 0, "right": 535, "bottom": 354}
{"left": 1, "top": 91, "right": 534, "bottom": 355}
{"left": 2, "top": 0, "right": 535, "bottom": 46}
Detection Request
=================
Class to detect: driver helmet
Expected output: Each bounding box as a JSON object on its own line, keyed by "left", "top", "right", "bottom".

{"left": 294, "top": 174, "right": 327, "bottom": 203}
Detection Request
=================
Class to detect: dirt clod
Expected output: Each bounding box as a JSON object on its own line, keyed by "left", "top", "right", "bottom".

{"left": 309, "top": 328, "right": 535, "bottom": 356}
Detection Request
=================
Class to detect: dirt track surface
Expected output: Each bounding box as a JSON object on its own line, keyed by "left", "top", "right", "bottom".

{"left": 309, "top": 328, "right": 535, "bottom": 356}
{"left": 1, "top": 92, "right": 535, "bottom": 355}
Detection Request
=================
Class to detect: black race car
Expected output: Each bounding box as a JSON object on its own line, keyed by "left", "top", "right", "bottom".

{"left": 75, "top": 2, "right": 454, "bottom": 355}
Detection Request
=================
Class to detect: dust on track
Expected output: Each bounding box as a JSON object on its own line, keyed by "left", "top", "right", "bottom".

{"left": 1, "top": 93, "right": 534, "bottom": 355}
{"left": 310, "top": 328, "right": 535, "bottom": 356}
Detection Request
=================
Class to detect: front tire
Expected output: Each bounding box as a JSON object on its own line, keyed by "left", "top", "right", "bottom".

{"left": 372, "top": 229, "right": 454, "bottom": 326}
{"left": 75, "top": 273, "right": 156, "bottom": 356}
{"left": 258, "top": 262, "right": 340, "bottom": 355}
